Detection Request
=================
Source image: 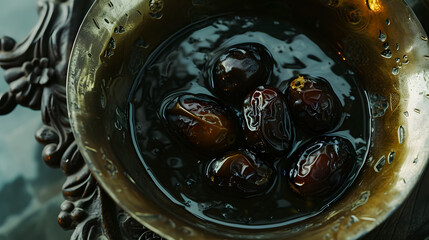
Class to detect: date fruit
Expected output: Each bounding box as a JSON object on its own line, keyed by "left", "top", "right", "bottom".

{"left": 165, "top": 94, "right": 239, "bottom": 154}
{"left": 287, "top": 76, "right": 342, "bottom": 133}
{"left": 207, "top": 150, "right": 273, "bottom": 197}
{"left": 211, "top": 43, "right": 272, "bottom": 101}
{"left": 288, "top": 136, "right": 356, "bottom": 197}
{"left": 243, "top": 86, "right": 294, "bottom": 155}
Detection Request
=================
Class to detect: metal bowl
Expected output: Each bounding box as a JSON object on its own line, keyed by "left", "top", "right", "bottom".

{"left": 67, "top": 0, "right": 429, "bottom": 239}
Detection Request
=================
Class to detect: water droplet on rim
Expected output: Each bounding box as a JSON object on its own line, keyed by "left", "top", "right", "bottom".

{"left": 381, "top": 49, "right": 392, "bottom": 58}
{"left": 352, "top": 191, "right": 370, "bottom": 210}
{"left": 378, "top": 30, "right": 386, "bottom": 42}
{"left": 374, "top": 155, "right": 386, "bottom": 172}
{"left": 398, "top": 126, "right": 405, "bottom": 144}
{"left": 388, "top": 152, "right": 395, "bottom": 164}
{"left": 383, "top": 42, "right": 389, "bottom": 50}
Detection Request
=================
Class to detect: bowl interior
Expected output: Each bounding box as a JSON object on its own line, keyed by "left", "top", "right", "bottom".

{"left": 67, "top": 0, "right": 429, "bottom": 239}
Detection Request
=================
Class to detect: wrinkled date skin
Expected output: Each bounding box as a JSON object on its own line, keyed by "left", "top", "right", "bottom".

{"left": 211, "top": 43, "right": 272, "bottom": 101}
{"left": 288, "top": 136, "right": 356, "bottom": 197}
{"left": 287, "top": 76, "right": 342, "bottom": 133}
{"left": 243, "top": 86, "right": 294, "bottom": 155}
{"left": 207, "top": 150, "right": 274, "bottom": 197}
{"left": 165, "top": 94, "right": 239, "bottom": 154}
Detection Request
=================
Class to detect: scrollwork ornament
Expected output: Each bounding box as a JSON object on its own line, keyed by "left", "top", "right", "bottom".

{"left": 0, "top": 0, "right": 160, "bottom": 239}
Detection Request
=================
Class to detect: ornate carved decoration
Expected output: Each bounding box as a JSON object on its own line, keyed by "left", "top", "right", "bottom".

{"left": 117, "top": 210, "right": 164, "bottom": 240}
{"left": 0, "top": 0, "right": 162, "bottom": 239}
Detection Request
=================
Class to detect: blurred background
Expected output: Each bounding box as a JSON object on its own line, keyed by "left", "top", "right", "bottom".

{"left": 0, "top": 0, "right": 71, "bottom": 239}
{"left": 0, "top": 0, "right": 428, "bottom": 240}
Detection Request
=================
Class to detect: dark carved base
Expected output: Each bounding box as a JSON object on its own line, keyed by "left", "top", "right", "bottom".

{"left": 0, "top": 0, "right": 162, "bottom": 239}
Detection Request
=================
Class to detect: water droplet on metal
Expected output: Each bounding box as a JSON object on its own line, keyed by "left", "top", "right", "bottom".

{"left": 421, "top": 36, "right": 428, "bottom": 41}
{"left": 398, "top": 126, "right": 405, "bottom": 144}
{"left": 396, "top": 43, "right": 399, "bottom": 51}
{"left": 374, "top": 155, "right": 386, "bottom": 172}
{"left": 119, "top": 26, "right": 125, "bottom": 33}
{"left": 347, "top": 215, "right": 359, "bottom": 228}
{"left": 413, "top": 158, "right": 418, "bottom": 164}
{"left": 104, "top": 38, "right": 116, "bottom": 57}
{"left": 100, "top": 148, "right": 117, "bottom": 177}
{"left": 149, "top": 12, "right": 163, "bottom": 19}
{"left": 388, "top": 152, "right": 395, "bottom": 164}
{"left": 93, "top": 18, "right": 100, "bottom": 29}
{"left": 386, "top": 18, "right": 390, "bottom": 26}
{"left": 402, "top": 178, "right": 407, "bottom": 184}
{"left": 381, "top": 49, "right": 392, "bottom": 58}
{"left": 414, "top": 108, "right": 421, "bottom": 114}
{"left": 392, "top": 67, "right": 399, "bottom": 75}
{"left": 403, "top": 111, "right": 409, "bottom": 117}
{"left": 360, "top": 217, "right": 376, "bottom": 222}
{"left": 383, "top": 42, "right": 389, "bottom": 50}
{"left": 395, "top": 58, "right": 400, "bottom": 63}
{"left": 115, "top": 107, "right": 128, "bottom": 131}
{"left": 149, "top": 0, "right": 164, "bottom": 12}
{"left": 425, "top": 55, "right": 429, "bottom": 60}
{"left": 85, "top": 146, "right": 97, "bottom": 153}
{"left": 378, "top": 30, "right": 386, "bottom": 42}
{"left": 352, "top": 191, "right": 370, "bottom": 210}
{"left": 109, "top": 37, "right": 116, "bottom": 49}
{"left": 104, "top": 48, "right": 114, "bottom": 57}
{"left": 149, "top": 0, "right": 164, "bottom": 19}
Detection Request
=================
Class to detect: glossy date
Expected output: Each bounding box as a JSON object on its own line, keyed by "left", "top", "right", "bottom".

{"left": 287, "top": 76, "right": 342, "bottom": 133}
{"left": 211, "top": 43, "right": 272, "bottom": 102}
{"left": 288, "top": 136, "right": 356, "bottom": 197}
{"left": 243, "top": 86, "right": 294, "bottom": 156}
{"left": 206, "top": 150, "right": 273, "bottom": 197}
{"left": 164, "top": 94, "right": 239, "bottom": 154}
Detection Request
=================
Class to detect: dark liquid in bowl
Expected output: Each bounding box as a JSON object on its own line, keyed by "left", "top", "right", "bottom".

{"left": 129, "top": 15, "right": 370, "bottom": 228}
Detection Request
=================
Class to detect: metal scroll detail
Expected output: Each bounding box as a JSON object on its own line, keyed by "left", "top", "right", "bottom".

{"left": 0, "top": 0, "right": 162, "bottom": 239}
